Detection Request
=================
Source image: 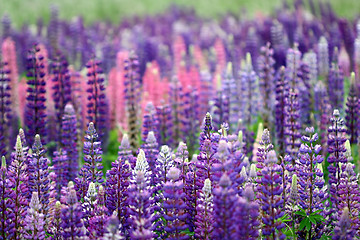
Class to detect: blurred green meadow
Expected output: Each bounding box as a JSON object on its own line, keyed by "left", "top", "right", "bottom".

{"left": 1, "top": 0, "right": 360, "bottom": 28}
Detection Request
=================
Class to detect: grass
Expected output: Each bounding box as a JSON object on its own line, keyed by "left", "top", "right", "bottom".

{"left": 1, "top": 0, "right": 360, "bottom": 29}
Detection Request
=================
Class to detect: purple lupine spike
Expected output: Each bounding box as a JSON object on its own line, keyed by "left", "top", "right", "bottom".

{"left": 128, "top": 150, "right": 154, "bottom": 239}
{"left": 0, "top": 156, "right": 11, "bottom": 239}
{"left": 212, "top": 139, "right": 232, "bottom": 184}
{"left": 333, "top": 207, "right": 356, "bottom": 239}
{"left": 61, "top": 188, "right": 84, "bottom": 239}
{"left": 299, "top": 61, "right": 312, "bottom": 126}
{"left": 259, "top": 150, "right": 286, "bottom": 239}
{"left": 212, "top": 173, "right": 237, "bottom": 240}
{"left": 61, "top": 103, "right": 78, "bottom": 181}
{"left": 318, "top": 36, "right": 329, "bottom": 77}
{"left": 7, "top": 136, "right": 29, "bottom": 239}
{"left": 156, "top": 104, "right": 173, "bottom": 147}
{"left": 303, "top": 51, "right": 318, "bottom": 87}
{"left": 184, "top": 153, "right": 198, "bottom": 232}
{"left": 210, "top": 89, "right": 229, "bottom": 131}
{"left": 258, "top": 43, "right": 275, "bottom": 129}
{"left": 47, "top": 5, "right": 59, "bottom": 55}
{"left": 275, "top": 66, "right": 289, "bottom": 156}
{"left": 326, "top": 109, "right": 347, "bottom": 229}
{"left": 197, "top": 113, "right": 219, "bottom": 189}
{"left": 1, "top": 14, "right": 11, "bottom": 39}
{"left": 124, "top": 53, "right": 141, "bottom": 152}
{"left": 25, "top": 43, "right": 47, "bottom": 147}
{"left": 337, "top": 162, "right": 360, "bottom": 235}
{"left": 271, "top": 21, "right": 287, "bottom": 69}
{"left": 86, "top": 59, "right": 109, "bottom": 143}
{"left": 163, "top": 167, "right": 189, "bottom": 240}
{"left": 174, "top": 141, "right": 189, "bottom": 184}
{"left": 169, "top": 76, "right": 183, "bottom": 144}
{"left": 105, "top": 142, "right": 131, "bottom": 236}
{"left": 118, "top": 133, "right": 136, "bottom": 169}
{"left": 28, "top": 134, "right": 52, "bottom": 231}
{"left": 297, "top": 127, "right": 326, "bottom": 238}
{"left": 235, "top": 186, "right": 260, "bottom": 239}
{"left": 240, "top": 53, "right": 259, "bottom": 126}
{"left": 284, "top": 88, "right": 301, "bottom": 164}
{"left": 49, "top": 201, "right": 62, "bottom": 240}
{"left": 328, "top": 48, "right": 344, "bottom": 110}
{"left": 338, "top": 19, "right": 355, "bottom": 71}
{"left": 221, "top": 63, "right": 239, "bottom": 131}
{"left": 102, "top": 213, "right": 124, "bottom": 240}
{"left": 345, "top": 73, "right": 359, "bottom": 144}
{"left": 0, "top": 59, "right": 12, "bottom": 160}
{"left": 142, "top": 102, "right": 159, "bottom": 142}
{"left": 142, "top": 131, "right": 159, "bottom": 186}
{"left": 285, "top": 44, "right": 301, "bottom": 89}
{"left": 194, "top": 178, "right": 213, "bottom": 239}
{"left": 181, "top": 87, "right": 200, "bottom": 154}
{"left": 51, "top": 53, "right": 72, "bottom": 143}
{"left": 52, "top": 149, "right": 68, "bottom": 199}
{"left": 88, "top": 185, "right": 109, "bottom": 239}
{"left": 314, "top": 81, "right": 331, "bottom": 156}
{"left": 23, "top": 192, "right": 46, "bottom": 240}
{"left": 75, "top": 122, "right": 103, "bottom": 201}
{"left": 153, "top": 145, "right": 173, "bottom": 237}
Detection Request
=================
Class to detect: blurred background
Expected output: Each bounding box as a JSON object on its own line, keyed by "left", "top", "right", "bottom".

{"left": 1, "top": 0, "right": 360, "bottom": 28}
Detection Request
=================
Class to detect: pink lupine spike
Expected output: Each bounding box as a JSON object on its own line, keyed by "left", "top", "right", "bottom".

{"left": 1, "top": 38, "right": 19, "bottom": 116}
{"left": 18, "top": 77, "right": 27, "bottom": 126}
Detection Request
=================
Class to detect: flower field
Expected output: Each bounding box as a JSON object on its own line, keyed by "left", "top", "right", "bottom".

{"left": 0, "top": 1, "right": 360, "bottom": 239}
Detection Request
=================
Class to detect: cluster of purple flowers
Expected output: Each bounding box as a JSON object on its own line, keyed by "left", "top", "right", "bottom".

{"left": 1, "top": 1, "right": 360, "bottom": 239}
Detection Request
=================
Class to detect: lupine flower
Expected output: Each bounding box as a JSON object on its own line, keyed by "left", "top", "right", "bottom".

{"left": 210, "top": 88, "right": 229, "bottom": 131}
{"left": 337, "top": 162, "right": 360, "bottom": 235}
{"left": 118, "top": 133, "right": 136, "bottom": 169}
{"left": 128, "top": 150, "right": 154, "bottom": 239}
{"left": 333, "top": 207, "right": 356, "bottom": 239}
{"left": 49, "top": 201, "right": 62, "bottom": 240}
{"left": 327, "top": 109, "right": 347, "bottom": 228}
{"left": 299, "top": 61, "right": 312, "bottom": 126}
{"left": 328, "top": 49, "right": 344, "bottom": 110}
{"left": 102, "top": 213, "right": 124, "bottom": 240}
{"left": 212, "top": 173, "right": 237, "bottom": 240}
{"left": 105, "top": 143, "right": 131, "bottom": 236}
{"left": 142, "top": 102, "right": 159, "bottom": 142}
{"left": 156, "top": 104, "right": 173, "bottom": 147}
{"left": 194, "top": 178, "right": 213, "bottom": 239}
{"left": 75, "top": 122, "right": 103, "bottom": 201}
{"left": 153, "top": 145, "right": 173, "bottom": 237}
{"left": 258, "top": 43, "right": 275, "bottom": 129}
{"left": 275, "top": 66, "right": 289, "bottom": 156}
{"left": 82, "top": 182, "right": 97, "bottom": 232}
{"left": 163, "top": 167, "right": 189, "bottom": 240}
{"left": 235, "top": 186, "right": 259, "bottom": 239}
{"left": 284, "top": 88, "right": 301, "bottom": 164}
{"left": 345, "top": 72, "right": 359, "bottom": 144}
{"left": 240, "top": 53, "right": 259, "bottom": 126}
{"left": 61, "top": 103, "right": 78, "bottom": 181}
{"left": 53, "top": 149, "right": 69, "bottom": 199}
{"left": 318, "top": 36, "right": 329, "bottom": 77}
{"left": 25, "top": 44, "right": 47, "bottom": 147}
{"left": 0, "top": 156, "right": 11, "bottom": 239}
{"left": 297, "top": 127, "right": 325, "bottom": 228}
{"left": 142, "top": 131, "right": 159, "bottom": 186}
{"left": 7, "top": 136, "right": 29, "bottom": 239}
{"left": 88, "top": 185, "right": 108, "bottom": 239}
{"left": 0, "top": 59, "right": 12, "bottom": 159}
{"left": 86, "top": 59, "right": 109, "bottom": 143}
{"left": 61, "top": 188, "right": 84, "bottom": 239}
{"left": 28, "top": 134, "right": 53, "bottom": 231}
{"left": 51, "top": 53, "right": 72, "bottom": 143}
{"left": 23, "top": 192, "right": 46, "bottom": 239}
{"left": 258, "top": 150, "right": 286, "bottom": 239}
{"left": 124, "top": 53, "right": 142, "bottom": 151}
{"left": 169, "top": 76, "right": 183, "bottom": 143}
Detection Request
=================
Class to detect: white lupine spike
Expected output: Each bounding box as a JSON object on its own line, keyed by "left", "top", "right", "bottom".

{"left": 318, "top": 36, "right": 329, "bottom": 76}
{"left": 87, "top": 182, "right": 97, "bottom": 198}
{"left": 134, "top": 149, "right": 149, "bottom": 174}
{"left": 146, "top": 131, "right": 156, "bottom": 144}
{"left": 121, "top": 134, "right": 130, "bottom": 149}
{"left": 249, "top": 164, "right": 257, "bottom": 178}
{"left": 29, "top": 192, "right": 41, "bottom": 211}
{"left": 240, "top": 166, "right": 248, "bottom": 179}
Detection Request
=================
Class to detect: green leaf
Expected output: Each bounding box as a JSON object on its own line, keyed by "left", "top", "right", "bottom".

{"left": 311, "top": 214, "right": 325, "bottom": 223}
{"left": 299, "top": 218, "right": 309, "bottom": 230}
{"left": 295, "top": 210, "right": 307, "bottom": 217}
{"left": 311, "top": 209, "right": 323, "bottom": 214}
{"left": 308, "top": 216, "right": 317, "bottom": 225}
